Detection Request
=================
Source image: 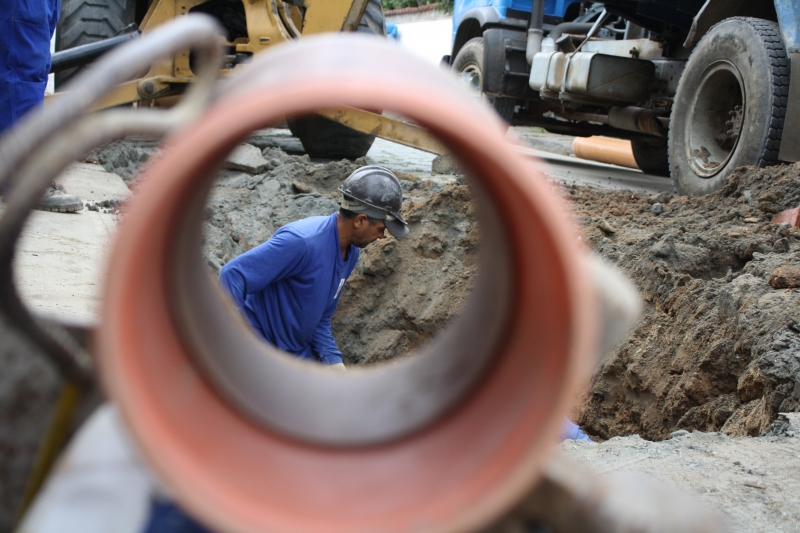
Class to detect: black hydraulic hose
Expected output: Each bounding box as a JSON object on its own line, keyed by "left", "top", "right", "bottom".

{"left": 549, "top": 22, "right": 594, "bottom": 40}
{"left": 50, "top": 31, "right": 141, "bottom": 73}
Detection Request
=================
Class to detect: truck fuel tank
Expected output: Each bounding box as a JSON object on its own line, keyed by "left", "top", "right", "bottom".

{"left": 529, "top": 50, "right": 567, "bottom": 99}
{"left": 530, "top": 51, "right": 656, "bottom": 105}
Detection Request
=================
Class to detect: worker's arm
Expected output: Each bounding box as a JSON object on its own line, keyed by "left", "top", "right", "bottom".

{"left": 219, "top": 229, "right": 307, "bottom": 310}
{"left": 310, "top": 311, "right": 344, "bottom": 366}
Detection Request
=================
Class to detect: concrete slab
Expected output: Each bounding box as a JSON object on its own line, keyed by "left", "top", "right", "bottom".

{"left": 6, "top": 163, "right": 130, "bottom": 325}
{"left": 366, "top": 136, "right": 438, "bottom": 176}
{"left": 225, "top": 143, "right": 267, "bottom": 174}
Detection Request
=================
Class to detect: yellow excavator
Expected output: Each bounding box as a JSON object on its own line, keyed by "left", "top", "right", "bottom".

{"left": 53, "top": 0, "right": 443, "bottom": 158}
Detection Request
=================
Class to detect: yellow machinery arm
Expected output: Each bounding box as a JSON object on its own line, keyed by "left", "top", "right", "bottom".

{"left": 87, "top": 0, "right": 444, "bottom": 155}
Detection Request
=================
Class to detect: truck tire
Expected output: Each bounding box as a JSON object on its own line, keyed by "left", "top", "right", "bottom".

{"left": 668, "top": 17, "right": 789, "bottom": 196}
{"left": 287, "top": 0, "right": 384, "bottom": 160}
{"left": 632, "top": 138, "right": 670, "bottom": 176}
{"left": 56, "top": 0, "right": 136, "bottom": 88}
{"left": 452, "top": 37, "right": 516, "bottom": 124}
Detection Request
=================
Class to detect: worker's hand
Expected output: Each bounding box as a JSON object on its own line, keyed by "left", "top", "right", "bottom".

{"left": 329, "top": 363, "right": 346, "bottom": 371}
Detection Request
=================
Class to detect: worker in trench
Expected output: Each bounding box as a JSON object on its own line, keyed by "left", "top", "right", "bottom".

{"left": 219, "top": 164, "right": 409, "bottom": 369}
{"left": 0, "top": 0, "right": 84, "bottom": 212}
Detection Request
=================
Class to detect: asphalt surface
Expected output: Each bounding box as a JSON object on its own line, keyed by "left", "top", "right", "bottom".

{"left": 522, "top": 145, "right": 674, "bottom": 193}
{"left": 366, "top": 128, "right": 673, "bottom": 194}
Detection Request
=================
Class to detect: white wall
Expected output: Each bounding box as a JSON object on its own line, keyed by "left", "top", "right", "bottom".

{"left": 393, "top": 17, "right": 453, "bottom": 67}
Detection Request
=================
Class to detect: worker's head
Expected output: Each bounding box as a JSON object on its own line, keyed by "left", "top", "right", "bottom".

{"left": 337, "top": 208, "right": 387, "bottom": 248}
{"left": 338, "top": 165, "right": 408, "bottom": 244}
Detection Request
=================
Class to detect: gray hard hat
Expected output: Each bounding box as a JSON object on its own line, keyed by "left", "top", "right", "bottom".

{"left": 339, "top": 165, "right": 409, "bottom": 239}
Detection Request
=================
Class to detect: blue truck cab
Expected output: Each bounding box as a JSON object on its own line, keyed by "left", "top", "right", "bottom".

{"left": 449, "top": 0, "right": 583, "bottom": 64}
{"left": 453, "top": 0, "right": 582, "bottom": 43}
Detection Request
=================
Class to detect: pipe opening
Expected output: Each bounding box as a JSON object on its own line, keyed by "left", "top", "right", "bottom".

{"left": 167, "top": 109, "right": 511, "bottom": 446}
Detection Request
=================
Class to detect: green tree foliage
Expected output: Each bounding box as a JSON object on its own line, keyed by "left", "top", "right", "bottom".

{"left": 382, "top": 1, "right": 454, "bottom": 13}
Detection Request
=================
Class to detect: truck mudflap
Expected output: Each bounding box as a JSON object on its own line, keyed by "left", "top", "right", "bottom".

{"left": 482, "top": 28, "right": 539, "bottom": 99}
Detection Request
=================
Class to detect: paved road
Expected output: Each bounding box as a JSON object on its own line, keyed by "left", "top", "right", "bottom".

{"left": 519, "top": 145, "right": 674, "bottom": 193}
{"left": 365, "top": 132, "right": 673, "bottom": 194}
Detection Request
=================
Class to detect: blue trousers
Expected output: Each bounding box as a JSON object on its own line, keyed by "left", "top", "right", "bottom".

{"left": 142, "top": 500, "right": 214, "bottom": 533}
{"left": 562, "top": 418, "right": 593, "bottom": 441}
{"left": 0, "top": 0, "right": 61, "bottom": 136}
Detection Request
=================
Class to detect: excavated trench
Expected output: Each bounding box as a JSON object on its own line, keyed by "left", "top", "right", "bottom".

{"left": 92, "top": 133, "right": 800, "bottom": 441}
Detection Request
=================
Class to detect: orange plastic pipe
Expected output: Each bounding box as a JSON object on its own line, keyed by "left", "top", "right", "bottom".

{"left": 96, "top": 34, "right": 598, "bottom": 533}
{"left": 572, "top": 136, "right": 639, "bottom": 170}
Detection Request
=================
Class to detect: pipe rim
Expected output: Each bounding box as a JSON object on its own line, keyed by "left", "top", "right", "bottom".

{"left": 97, "top": 34, "right": 598, "bottom": 533}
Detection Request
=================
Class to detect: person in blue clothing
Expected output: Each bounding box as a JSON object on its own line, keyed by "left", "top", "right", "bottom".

{"left": 0, "top": 0, "right": 83, "bottom": 212}
{"left": 220, "top": 165, "right": 409, "bottom": 369}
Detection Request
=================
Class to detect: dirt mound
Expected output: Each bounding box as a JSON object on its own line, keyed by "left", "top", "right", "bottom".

{"left": 333, "top": 182, "right": 476, "bottom": 364}
{"left": 573, "top": 164, "right": 800, "bottom": 440}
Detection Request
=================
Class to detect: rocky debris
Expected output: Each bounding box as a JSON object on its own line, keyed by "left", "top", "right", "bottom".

{"left": 85, "top": 198, "right": 125, "bottom": 214}
{"left": 763, "top": 411, "right": 800, "bottom": 437}
{"left": 88, "top": 138, "right": 160, "bottom": 182}
{"left": 291, "top": 180, "right": 312, "bottom": 194}
{"left": 597, "top": 219, "right": 617, "bottom": 234}
{"left": 431, "top": 153, "right": 464, "bottom": 175}
{"left": 224, "top": 143, "right": 268, "bottom": 174}
{"left": 769, "top": 265, "right": 800, "bottom": 288}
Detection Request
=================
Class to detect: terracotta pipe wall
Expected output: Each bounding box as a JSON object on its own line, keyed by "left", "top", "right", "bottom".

{"left": 572, "top": 136, "right": 640, "bottom": 170}
{"left": 96, "top": 34, "right": 599, "bottom": 533}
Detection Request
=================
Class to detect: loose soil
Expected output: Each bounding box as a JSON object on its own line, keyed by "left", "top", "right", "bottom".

{"left": 571, "top": 164, "right": 800, "bottom": 441}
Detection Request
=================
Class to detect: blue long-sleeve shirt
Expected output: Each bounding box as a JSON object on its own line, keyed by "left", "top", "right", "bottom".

{"left": 219, "top": 213, "right": 359, "bottom": 365}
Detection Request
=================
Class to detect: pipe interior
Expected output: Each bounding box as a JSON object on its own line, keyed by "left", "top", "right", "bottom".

{"left": 167, "top": 110, "right": 513, "bottom": 446}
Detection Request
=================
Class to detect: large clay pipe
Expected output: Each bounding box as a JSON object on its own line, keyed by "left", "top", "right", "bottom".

{"left": 96, "top": 34, "right": 599, "bottom": 533}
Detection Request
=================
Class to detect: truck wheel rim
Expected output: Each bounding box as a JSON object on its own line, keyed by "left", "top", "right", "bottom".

{"left": 459, "top": 62, "right": 483, "bottom": 97}
{"left": 684, "top": 60, "right": 745, "bottom": 178}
